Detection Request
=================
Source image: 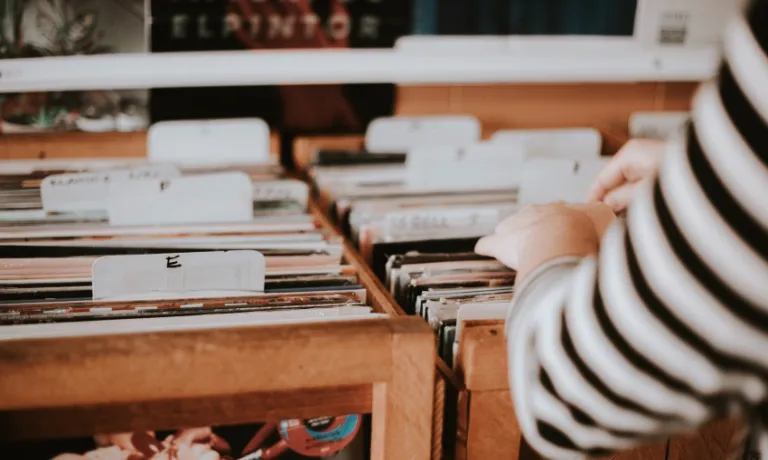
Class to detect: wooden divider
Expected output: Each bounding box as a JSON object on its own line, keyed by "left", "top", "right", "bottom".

{"left": 312, "top": 201, "right": 459, "bottom": 460}
{"left": 0, "top": 317, "right": 436, "bottom": 460}
{"left": 396, "top": 82, "right": 696, "bottom": 139}
{"left": 0, "top": 131, "right": 281, "bottom": 160}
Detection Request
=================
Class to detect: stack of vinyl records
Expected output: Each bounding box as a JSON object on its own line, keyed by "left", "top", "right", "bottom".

{"left": 0, "top": 138, "right": 379, "bottom": 459}
{"left": 305, "top": 115, "right": 609, "bottom": 366}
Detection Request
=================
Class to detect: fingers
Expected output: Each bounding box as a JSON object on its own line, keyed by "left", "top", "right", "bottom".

{"left": 602, "top": 182, "right": 641, "bottom": 213}
{"left": 586, "top": 153, "right": 630, "bottom": 203}
{"left": 586, "top": 139, "right": 666, "bottom": 203}
{"left": 475, "top": 233, "right": 520, "bottom": 269}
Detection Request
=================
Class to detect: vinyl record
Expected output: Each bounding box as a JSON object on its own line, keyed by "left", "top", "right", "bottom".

{"left": 278, "top": 415, "right": 361, "bottom": 457}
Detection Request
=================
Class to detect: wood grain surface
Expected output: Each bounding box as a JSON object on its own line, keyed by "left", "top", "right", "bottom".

{"left": 397, "top": 83, "right": 696, "bottom": 141}
{"left": 0, "top": 131, "right": 281, "bottom": 160}
{"left": 0, "top": 386, "right": 372, "bottom": 441}
{"left": 667, "top": 418, "right": 742, "bottom": 460}
{"left": 0, "top": 317, "right": 437, "bottom": 460}
{"left": 456, "top": 320, "right": 507, "bottom": 392}
{"left": 467, "top": 390, "right": 521, "bottom": 459}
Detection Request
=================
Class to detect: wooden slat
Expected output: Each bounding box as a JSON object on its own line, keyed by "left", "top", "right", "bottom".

{"left": 456, "top": 390, "right": 470, "bottom": 460}
{"left": 312, "top": 200, "right": 459, "bottom": 460}
{"left": 0, "top": 131, "right": 281, "bottom": 160}
{"left": 396, "top": 83, "right": 696, "bottom": 140}
{"left": 0, "top": 319, "right": 397, "bottom": 411}
{"left": 396, "top": 86, "right": 456, "bottom": 116}
{"left": 466, "top": 390, "right": 521, "bottom": 459}
{"left": 371, "top": 318, "right": 436, "bottom": 460}
{"left": 600, "top": 442, "right": 668, "bottom": 460}
{"left": 0, "top": 385, "right": 371, "bottom": 441}
{"left": 456, "top": 320, "right": 507, "bottom": 392}
{"left": 0, "top": 131, "right": 146, "bottom": 159}
{"left": 667, "top": 418, "right": 742, "bottom": 460}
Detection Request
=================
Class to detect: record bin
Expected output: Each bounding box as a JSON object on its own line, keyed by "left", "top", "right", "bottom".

{"left": 291, "top": 81, "right": 741, "bottom": 460}
{"left": 0, "top": 132, "right": 438, "bottom": 460}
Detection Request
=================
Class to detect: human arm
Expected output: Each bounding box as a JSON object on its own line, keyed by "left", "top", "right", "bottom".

{"left": 475, "top": 2, "right": 768, "bottom": 457}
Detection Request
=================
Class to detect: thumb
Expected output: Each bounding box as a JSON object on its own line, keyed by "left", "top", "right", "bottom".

{"left": 603, "top": 182, "right": 641, "bottom": 213}
{"left": 475, "top": 233, "right": 520, "bottom": 269}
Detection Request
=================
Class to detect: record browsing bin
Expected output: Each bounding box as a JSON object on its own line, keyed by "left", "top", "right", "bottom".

{"left": 0, "top": 317, "right": 436, "bottom": 460}
{"left": 0, "top": 131, "right": 439, "bottom": 460}
{"left": 291, "top": 115, "right": 740, "bottom": 460}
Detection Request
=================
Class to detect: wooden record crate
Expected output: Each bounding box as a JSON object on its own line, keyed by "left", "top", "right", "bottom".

{"left": 292, "top": 80, "right": 742, "bottom": 460}
{"left": 296, "top": 136, "right": 468, "bottom": 460}
{"left": 455, "top": 320, "right": 743, "bottom": 460}
{"left": 0, "top": 131, "right": 438, "bottom": 460}
{"left": 0, "top": 317, "right": 436, "bottom": 460}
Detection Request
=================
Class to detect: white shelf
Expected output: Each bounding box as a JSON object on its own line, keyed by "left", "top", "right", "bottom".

{"left": 0, "top": 46, "right": 719, "bottom": 93}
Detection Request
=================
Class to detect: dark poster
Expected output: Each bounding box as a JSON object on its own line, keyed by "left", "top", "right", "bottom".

{"left": 411, "top": 0, "right": 638, "bottom": 37}
{"left": 150, "top": 0, "right": 412, "bottom": 140}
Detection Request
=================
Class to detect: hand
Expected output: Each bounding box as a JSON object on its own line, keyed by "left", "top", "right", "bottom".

{"left": 475, "top": 202, "right": 615, "bottom": 282}
{"left": 586, "top": 139, "right": 666, "bottom": 212}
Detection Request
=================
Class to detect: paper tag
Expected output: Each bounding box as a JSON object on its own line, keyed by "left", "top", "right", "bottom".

{"left": 491, "top": 128, "right": 602, "bottom": 160}
{"left": 107, "top": 172, "right": 253, "bottom": 226}
{"left": 384, "top": 207, "right": 500, "bottom": 238}
{"left": 629, "top": 112, "right": 689, "bottom": 139}
{"left": 634, "top": 0, "right": 743, "bottom": 47}
{"left": 40, "top": 165, "right": 181, "bottom": 214}
{"left": 365, "top": 116, "right": 480, "bottom": 153}
{"left": 252, "top": 179, "right": 309, "bottom": 208}
{"left": 92, "top": 251, "right": 266, "bottom": 301}
{"left": 405, "top": 142, "right": 527, "bottom": 191}
{"left": 518, "top": 157, "right": 610, "bottom": 205}
{"left": 148, "top": 118, "right": 271, "bottom": 166}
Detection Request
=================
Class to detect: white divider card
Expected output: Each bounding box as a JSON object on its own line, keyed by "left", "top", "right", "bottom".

{"left": 384, "top": 206, "right": 501, "bottom": 240}
{"left": 40, "top": 165, "right": 181, "bottom": 214}
{"left": 107, "top": 172, "right": 253, "bottom": 226}
{"left": 629, "top": 112, "right": 690, "bottom": 139}
{"left": 92, "top": 251, "right": 266, "bottom": 301}
{"left": 517, "top": 157, "right": 611, "bottom": 206}
{"left": 148, "top": 118, "right": 271, "bottom": 166}
{"left": 252, "top": 179, "right": 309, "bottom": 209}
{"left": 405, "top": 142, "right": 528, "bottom": 191}
{"left": 491, "top": 128, "right": 602, "bottom": 160}
{"left": 365, "top": 115, "right": 481, "bottom": 153}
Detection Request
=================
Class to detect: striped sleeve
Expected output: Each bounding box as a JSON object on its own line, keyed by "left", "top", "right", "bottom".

{"left": 505, "top": 2, "right": 768, "bottom": 459}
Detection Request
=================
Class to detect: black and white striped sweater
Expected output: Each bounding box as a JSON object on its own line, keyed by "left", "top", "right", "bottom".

{"left": 506, "top": 2, "right": 768, "bottom": 458}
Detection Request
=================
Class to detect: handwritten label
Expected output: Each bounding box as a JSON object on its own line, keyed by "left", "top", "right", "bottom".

{"left": 252, "top": 179, "right": 309, "bottom": 208}
{"left": 148, "top": 118, "right": 271, "bottom": 166}
{"left": 107, "top": 172, "right": 253, "bottom": 226}
{"left": 491, "top": 128, "right": 602, "bottom": 160}
{"left": 517, "top": 157, "right": 610, "bottom": 205}
{"left": 365, "top": 115, "right": 480, "bottom": 153}
{"left": 384, "top": 207, "right": 500, "bottom": 238}
{"left": 92, "top": 250, "right": 266, "bottom": 301}
{"left": 40, "top": 166, "right": 181, "bottom": 214}
{"left": 405, "top": 142, "right": 527, "bottom": 191}
{"left": 629, "top": 112, "right": 689, "bottom": 140}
